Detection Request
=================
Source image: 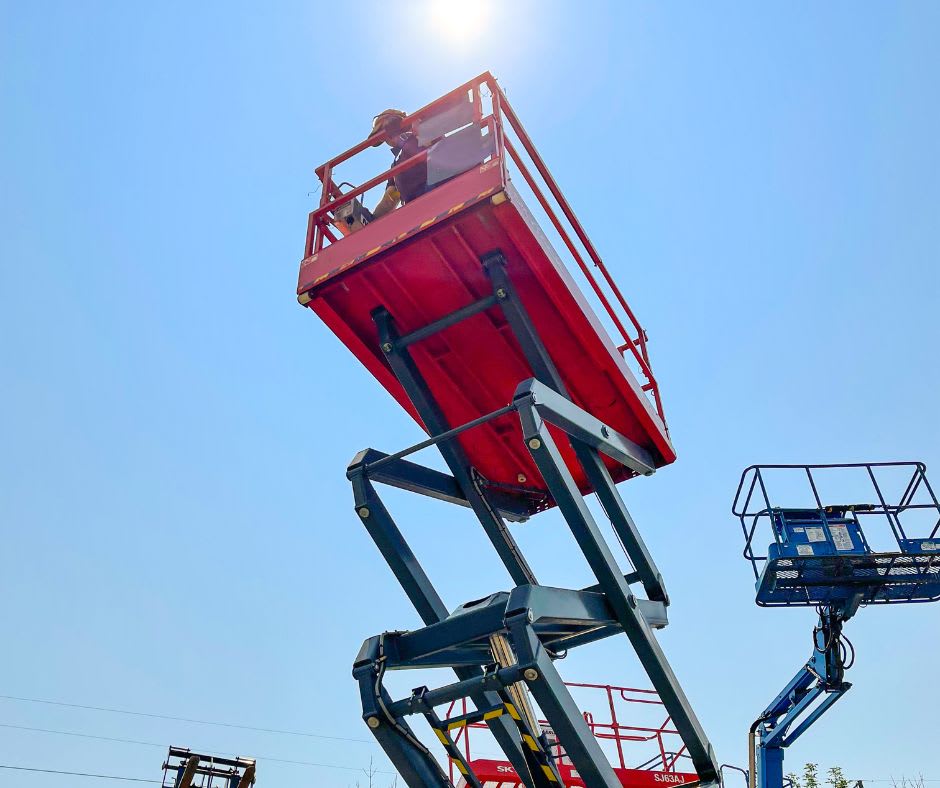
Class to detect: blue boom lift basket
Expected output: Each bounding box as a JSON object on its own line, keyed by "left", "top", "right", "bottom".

{"left": 732, "top": 462, "right": 940, "bottom": 788}
{"left": 732, "top": 462, "right": 940, "bottom": 607}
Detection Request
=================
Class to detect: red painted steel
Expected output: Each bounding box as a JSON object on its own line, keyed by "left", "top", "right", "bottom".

{"left": 298, "top": 74, "right": 675, "bottom": 502}
{"left": 466, "top": 759, "right": 698, "bottom": 788}
{"left": 445, "top": 682, "right": 697, "bottom": 788}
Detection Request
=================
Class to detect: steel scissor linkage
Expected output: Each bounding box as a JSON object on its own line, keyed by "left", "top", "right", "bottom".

{"left": 349, "top": 250, "right": 721, "bottom": 788}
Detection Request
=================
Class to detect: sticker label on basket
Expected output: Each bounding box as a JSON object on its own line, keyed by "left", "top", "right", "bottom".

{"left": 797, "top": 544, "right": 815, "bottom": 556}
{"left": 805, "top": 527, "right": 826, "bottom": 543}
{"left": 922, "top": 541, "right": 940, "bottom": 552}
{"left": 830, "top": 525, "right": 854, "bottom": 551}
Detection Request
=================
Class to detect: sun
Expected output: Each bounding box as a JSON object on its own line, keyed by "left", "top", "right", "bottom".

{"left": 427, "top": 0, "right": 489, "bottom": 46}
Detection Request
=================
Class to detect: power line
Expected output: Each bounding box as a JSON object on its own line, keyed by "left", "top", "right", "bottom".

{"left": 0, "top": 693, "right": 373, "bottom": 745}
{"left": 0, "top": 764, "right": 159, "bottom": 783}
{"left": 0, "top": 721, "right": 395, "bottom": 774}
{"left": 0, "top": 722, "right": 166, "bottom": 749}
{"left": 4, "top": 723, "right": 937, "bottom": 784}
{"left": 0, "top": 692, "right": 511, "bottom": 762}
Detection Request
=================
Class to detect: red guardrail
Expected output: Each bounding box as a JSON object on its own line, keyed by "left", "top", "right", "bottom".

{"left": 304, "top": 73, "right": 667, "bottom": 426}
{"left": 442, "top": 681, "right": 689, "bottom": 782}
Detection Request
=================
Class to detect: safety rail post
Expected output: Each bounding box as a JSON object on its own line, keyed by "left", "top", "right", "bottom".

{"left": 311, "top": 149, "right": 432, "bottom": 228}
{"left": 865, "top": 464, "right": 907, "bottom": 545}
{"left": 489, "top": 81, "right": 661, "bottom": 416}
{"left": 489, "top": 88, "right": 664, "bottom": 423}
{"left": 606, "top": 685, "right": 627, "bottom": 770}
{"left": 448, "top": 681, "right": 691, "bottom": 778}
{"left": 500, "top": 137, "right": 646, "bottom": 369}
{"left": 306, "top": 72, "right": 498, "bottom": 259}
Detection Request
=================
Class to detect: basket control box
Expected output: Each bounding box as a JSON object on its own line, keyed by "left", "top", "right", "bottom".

{"left": 767, "top": 508, "right": 867, "bottom": 560}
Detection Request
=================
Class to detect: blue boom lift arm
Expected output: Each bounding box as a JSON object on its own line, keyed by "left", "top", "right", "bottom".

{"left": 750, "top": 604, "right": 857, "bottom": 788}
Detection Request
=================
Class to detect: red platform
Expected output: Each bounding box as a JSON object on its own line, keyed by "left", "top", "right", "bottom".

{"left": 467, "top": 758, "right": 697, "bottom": 788}
{"left": 445, "top": 682, "right": 699, "bottom": 788}
{"left": 298, "top": 74, "right": 675, "bottom": 504}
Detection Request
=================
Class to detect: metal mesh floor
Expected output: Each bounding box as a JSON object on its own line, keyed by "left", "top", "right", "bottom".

{"left": 756, "top": 551, "right": 940, "bottom": 606}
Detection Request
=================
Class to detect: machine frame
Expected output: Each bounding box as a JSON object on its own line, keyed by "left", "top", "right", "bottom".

{"left": 161, "top": 747, "right": 256, "bottom": 788}
{"left": 347, "top": 251, "right": 720, "bottom": 787}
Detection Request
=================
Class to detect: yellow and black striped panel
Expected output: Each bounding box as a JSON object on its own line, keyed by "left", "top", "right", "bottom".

{"left": 425, "top": 717, "right": 482, "bottom": 788}
{"left": 437, "top": 699, "right": 562, "bottom": 785}
{"left": 499, "top": 703, "right": 562, "bottom": 785}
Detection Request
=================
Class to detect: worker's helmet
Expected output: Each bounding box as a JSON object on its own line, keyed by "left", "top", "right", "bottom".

{"left": 370, "top": 109, "right": 406, "bottom": 145}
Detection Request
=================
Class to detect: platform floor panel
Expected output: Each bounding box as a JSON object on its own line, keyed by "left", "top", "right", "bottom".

{"left": 756, "top": 552, "right": 940, "bottom": 606}
{"left": 299, "top": 166, "right": 675, "bottom": 503}
{"left": 469, "top": 759, "right": 698, "bottom": 788}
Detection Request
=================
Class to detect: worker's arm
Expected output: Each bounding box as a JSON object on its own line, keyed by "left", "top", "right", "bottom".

{"left": 372, "top": 184, "right": 401, "bottom": 219}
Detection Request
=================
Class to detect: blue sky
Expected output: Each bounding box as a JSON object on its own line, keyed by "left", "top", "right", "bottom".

{"left": 2, "top": 1, "right": 938, "bottom": 786}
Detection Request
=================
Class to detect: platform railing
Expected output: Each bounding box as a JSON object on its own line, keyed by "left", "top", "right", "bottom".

{"left": 303, "top": 72, "right": 666, "bottom": 426}
{"left": 487, "top": 81, "right": 664, "bottom": 423}
{"left": 571, "top": 682, "right": 684, "bottom": 773}
{"left": 304, "top": 72, "right": 488, "bottom": 257}
{"left": 732, "top": 462, "right": 940, "bottom": 581}
{"left": 442, "top": 681, "right": 688, "bottom": 783}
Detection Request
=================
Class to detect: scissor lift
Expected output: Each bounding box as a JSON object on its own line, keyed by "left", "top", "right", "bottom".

{"left": 732, "top": 462, "right": 940, "bottom": 788}
{"left": 161, "top": 747, "right": 256, "bottom": 788}
{"left": 298, "top": 74, "right": 720, "bottom": 788}
{"left": 442, "top": 681, "right": 700, "bottom": 788}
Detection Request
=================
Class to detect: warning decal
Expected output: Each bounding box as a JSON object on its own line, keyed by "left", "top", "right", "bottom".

{"left": 830, "top": 525, "right": 854, "bottom": 551}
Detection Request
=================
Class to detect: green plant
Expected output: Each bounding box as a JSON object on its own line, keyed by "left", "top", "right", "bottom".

{"left": 828, "top": 766, "right": 849, "bottom": 788}
{"left": 804, "top": 763, "right": 820, "bottom": 788}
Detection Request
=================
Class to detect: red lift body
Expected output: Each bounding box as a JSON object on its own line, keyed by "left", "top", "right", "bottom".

{"left": 298, "top": 74, "right": 675, "bottom": 501}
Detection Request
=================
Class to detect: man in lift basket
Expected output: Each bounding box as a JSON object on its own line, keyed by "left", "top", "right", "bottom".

{"left": 369, "top": 108, "right": 429, "bottom": 218}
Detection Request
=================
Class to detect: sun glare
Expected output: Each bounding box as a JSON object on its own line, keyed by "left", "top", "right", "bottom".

{"left": 428, "top": 0, "right": 489, "bottom": 46}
